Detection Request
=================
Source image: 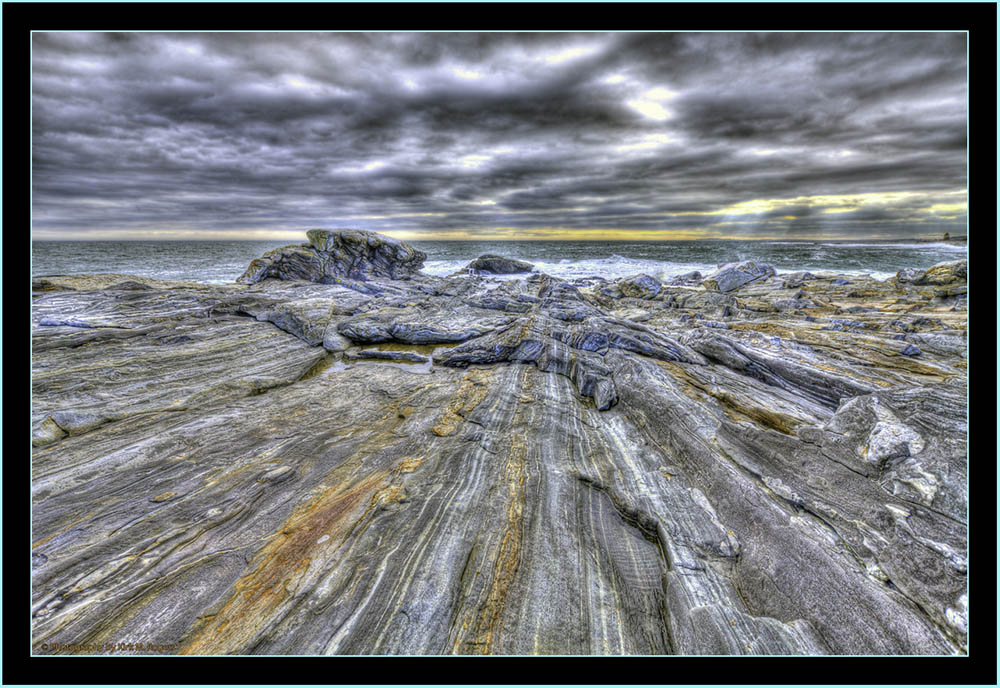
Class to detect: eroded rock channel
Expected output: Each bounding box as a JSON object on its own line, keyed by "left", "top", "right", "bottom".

{"left": 31, "top": 230, "right": 968, "bottom": 655}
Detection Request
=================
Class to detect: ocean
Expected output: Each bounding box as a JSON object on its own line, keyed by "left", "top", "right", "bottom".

{"left": 31, "top": 239, "right": 968, "bottom": 286}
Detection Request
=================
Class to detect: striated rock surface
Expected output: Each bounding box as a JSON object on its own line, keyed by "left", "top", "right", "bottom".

{"left": 32, "top": 239, "right": 968, "bottom": 656}
{"left": 238, "top": 229, "right": 426, "bottom": 284}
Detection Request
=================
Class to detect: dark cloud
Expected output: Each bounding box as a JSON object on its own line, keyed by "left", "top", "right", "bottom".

{"left": 31, "top": 32, "right": 967, "bottom": 239}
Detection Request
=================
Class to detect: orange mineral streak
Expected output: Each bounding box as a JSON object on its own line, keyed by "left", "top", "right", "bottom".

{"left": 179, "top": 470, "right": 389, "bottom": 655}
{"left": 453, "top": 366, "right": 530, "bottom": 654}
{"left": 431, "top": 369, "right": 493, "bottom": 437}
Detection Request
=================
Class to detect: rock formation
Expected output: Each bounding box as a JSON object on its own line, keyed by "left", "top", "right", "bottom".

{"left": 31, "top": 240, "right": 968, "bottom": 656}
{"left": 463, "top": 254, "right": 535, "bottom": 275}
{"left": 238, "top": 229, "right": 426, "bottom": 284}
{"left": 701, "top": 260, "right": 777, "bottom": 293}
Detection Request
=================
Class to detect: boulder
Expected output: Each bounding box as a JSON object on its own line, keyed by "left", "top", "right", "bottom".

{"left": 917, "top": 260, "right": 967, "bottom": 286}
{"left": 700, "top": 261, "right": 777, "bottom": 292}
{"left": 667, "top": 270, "right": 703, "bottom": 285}
{"left": 237, "top": 229, "right": 426, "bottom": 284}
{"left": 617, "top": 274, "right": 662, "bottom": 299}
{"left": 464, "top": 254, "right": 535, "bottom": 275}
{"left": 894, "top": 260, "right": 967, "bottom": 287}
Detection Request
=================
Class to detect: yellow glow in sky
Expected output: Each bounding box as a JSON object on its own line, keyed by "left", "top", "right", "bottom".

{"left": 381, "top": 227, "right": 715, "bottom": 241}
{"left": 657, "top": 190, "right": 967, "bottom": 218}
{"left": 927, "top": 203, "right": 967, "bottom": 214}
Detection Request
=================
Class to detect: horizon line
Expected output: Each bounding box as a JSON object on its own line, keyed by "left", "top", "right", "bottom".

{"left": 31, "top": 235, "right": 967, "bottom": 243}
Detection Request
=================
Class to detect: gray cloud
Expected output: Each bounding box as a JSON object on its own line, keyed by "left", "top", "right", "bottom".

{"left": 32, "top": 32, "right": 967, "bottom": 239}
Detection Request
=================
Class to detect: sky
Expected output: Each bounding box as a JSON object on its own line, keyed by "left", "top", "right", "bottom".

{"left": 31, "top": 32, "right": 968, "bottom": 241}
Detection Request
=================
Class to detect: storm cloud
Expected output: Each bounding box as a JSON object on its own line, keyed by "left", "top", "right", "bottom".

{"left": 31, "top": 32, "right": 968, "bottom": 240}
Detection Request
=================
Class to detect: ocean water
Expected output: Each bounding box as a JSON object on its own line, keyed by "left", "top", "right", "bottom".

{"left": 31, "top": 239, "right": 967, "bottom": 286}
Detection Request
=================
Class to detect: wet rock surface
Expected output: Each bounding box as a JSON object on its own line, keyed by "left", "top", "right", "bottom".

{"left": 32, "top": 246, "right": 968, "bottom": 656}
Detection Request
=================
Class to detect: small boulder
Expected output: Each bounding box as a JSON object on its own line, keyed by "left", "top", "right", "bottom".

{"left": 772, "top": 298, "right": 815, "bottom": 311}
{"left": 918, "top": 259, "right": 967, "bottom": 286}
{"left": 700, "top": 261, "right": 776, "bottom": 293}
{"left": 464, "top": 254, "right": 535, "bottom": 275}
{"left": 894, "top": 267, "right": 925, "bottom": 284}
{"left": 894, "top": 260, "right": 966, "bottom": 286}
{"left": 321, "top": 327, "right": 352, "bottom": 352}
{"left": 781, "top": 271, "right": 818, "bottom": 287}
{"left": 617, "top": 274, "right": 662, "bottom": 300}
{"left": 667, "top": 271, "right": 703, "bottom": 285}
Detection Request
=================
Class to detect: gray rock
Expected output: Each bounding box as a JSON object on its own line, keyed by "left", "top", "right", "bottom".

{"left": 700, "top": 261, "right": 777, "bottom": 292}
{"left": 463, "top": 254, "right": 535, "bottom": 275}
{"left": 256, "top": 298, "right": 334, "bottom": 346}
{"left": 336, "top": 318, "right": 394, "bottom": 343}
{"left": 781, "top": 271, "right": 818, "bottom": 288}
{"left": 669, "top": 270, "right": 703, "bottom": 285}
{"left": 38, "top": 317, "right": 93, "bottom": 328}
{"left": 344, "top": 349, "right": 430, "bottom": 363}
{"left": 321, "top": 328, "right": 352, "bottom": 352}
{"left": 238, "top": 229, "right": 426, "bottom": 283}
{"left": 917, "top": 260, "right": 967, "bottom": 286}
{"left": 617, "top": 274, "right": 662, "bottom": 299}
{"left": 893, "top": 260, "right": 967, "bottom": 287}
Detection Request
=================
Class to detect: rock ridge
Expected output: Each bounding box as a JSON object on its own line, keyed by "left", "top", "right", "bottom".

{"left": 238, "top": 228, "right": 426, "bottom": 284}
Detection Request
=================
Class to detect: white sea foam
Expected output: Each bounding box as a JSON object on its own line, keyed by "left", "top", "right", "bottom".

{"left": 801, "top": 269, "right": 897, "bottom": 282}
{"left": 820, "top": 242, "right": 967, "bottom": 251}
{"left": 424, "top": 256, "right": 906, "bottom": 283}
{"left": 423, "top": 257, "right": 720, "bottom": 282}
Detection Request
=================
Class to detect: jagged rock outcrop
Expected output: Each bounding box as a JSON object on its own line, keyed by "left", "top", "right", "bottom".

{"left": 238, "top": 229, "right": 426, "bottom": 284}
{"left": 31, "top": 238, "right": 967, "bottom": 656}
{"left": 463, "top": 254, "right": 535, "bottom": 275}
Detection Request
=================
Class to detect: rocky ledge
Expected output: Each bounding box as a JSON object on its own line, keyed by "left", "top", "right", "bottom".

{"left": 238, "top": 228, "right": 426, "bottom": 284}
{"left": 31, "top": 233, "right": 968, "bottom": 656}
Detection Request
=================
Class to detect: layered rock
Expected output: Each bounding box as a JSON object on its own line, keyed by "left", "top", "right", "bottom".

{"left": 238, "top": 229, "right": 426, "bottom": 284}
{"left": 31, "top": 241, "right": 967, "bottom": 656}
